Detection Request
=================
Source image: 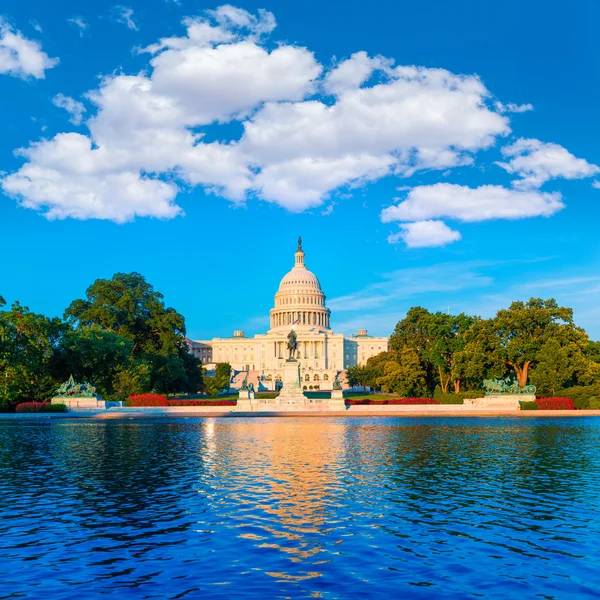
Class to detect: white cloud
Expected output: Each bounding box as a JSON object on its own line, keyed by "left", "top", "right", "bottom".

{"left": 381, "top": 183, "right": 564, "bottom": 223}
{"left": 2, "top": 133, "right": 180, "bottom": 222}
{"left": 495, "top": 101, "right": 533, "bottom": 114}
{"left": 0, "top": 19, "right": 58, "bottom": 79}
{"left": 53, "top": 93, "right": 86, "bottom": 125}
{"left": 114, "top": 6, "right": 138, "bottom": 31}
{"left": 323, "top": 51, "right": 393, "bottom": 95}
{"left": 68, "top": 17, "right": 88, "bottom": 37}
{"left": 388, "top": 220, "right": 462, "bottom": 248}
{"left": 2, "top": 5, "right": 558, "bottom": 225}
{"left": 497, "top": 138, "right": 600, "bottom": 189}
{"left": 593, "top": 181, "right": 600, "bottom": 189}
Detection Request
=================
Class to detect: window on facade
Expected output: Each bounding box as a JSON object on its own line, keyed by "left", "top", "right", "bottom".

{"left": 314, "top": 374, "right": 320, "bottom": 381}
{"left": 323, "top": 374, "right": 329, "bottom": 381}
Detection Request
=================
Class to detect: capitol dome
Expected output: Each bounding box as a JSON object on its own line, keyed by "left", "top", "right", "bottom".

{"left": 278, "top": 263, "right": 322, "bottom": 291}
{"left": 269, "top": 238, "right": 331, "bottom": 333}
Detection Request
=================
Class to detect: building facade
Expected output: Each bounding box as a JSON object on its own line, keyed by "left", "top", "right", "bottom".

{"left": 187, "top": 240, "right": 388, "bottom": 390}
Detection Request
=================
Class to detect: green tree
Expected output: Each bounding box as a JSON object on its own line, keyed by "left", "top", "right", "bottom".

{"left": 531, "top": 338, "right": 573, "bottom": 394}
{"left": 215, "top": 363, "right": 232, "bottom": 393}
{"left": 428, "top": 312, "right": 476, "bottom": 393}
{"left": 587, "top": 341, "right": 600, "bottom": 366}
{"left": 389, "top": 308, "right": 476, "bottom": 393}
{"left": 51, "top": 325, "right": 134, "bottom": 398}
{"left": 65, "top": 272, "right": 202, "bottom": 394}
{"left": 0, "top": 301, "right": 62, "bottom": 409}
{"left": 376, "top": 347, "right": 427, "bottom": 396}
{"left": 389, "top": 307, "right": 436, "bottom": 390}
{"left": 204, "top": 376, "right": 222, "bottom": 397}
{"left": 65, "top": 272, "right": 186, "bottom": 358}
{"left": 452, "top": 318, "right": 507, "bottom": 390}
{"left": 112, "top": 361, "right": 151, "bottom": 400}
{"left": 346, "top": 364, "right": 376, "bottom": 391}
{"left": 488, "top": 298, "right": 589, "bottom": 387}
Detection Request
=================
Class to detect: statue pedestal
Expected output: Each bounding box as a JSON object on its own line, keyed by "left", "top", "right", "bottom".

{"left": 51, "top": 397, "right": 106, "bottom": 410}
{"left": 329, "top": 389, "right": 346, "bottom": 411}
{"left": 236, "top": 390, "right": 257, "bottom": 411}
{"left": 237, "top": 390, "right": 252, "bottom": 411}
{"left": 464, "top": 395, "right": 534, "bottom": 410}
{"left": 277, "top": 359, "right": 308, "bottom": 407}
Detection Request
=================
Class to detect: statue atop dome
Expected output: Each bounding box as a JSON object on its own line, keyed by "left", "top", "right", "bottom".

{"left": 297, "top": 236, "right": 303, "bottom": 252}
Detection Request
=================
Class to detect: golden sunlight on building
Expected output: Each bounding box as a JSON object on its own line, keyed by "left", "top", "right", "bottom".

{"left": 187, "top": 239, "right": 388, "bottom": 391}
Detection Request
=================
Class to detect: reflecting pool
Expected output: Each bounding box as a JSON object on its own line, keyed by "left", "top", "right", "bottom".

{"left": 1, "top": 417, "right": 600, "bottom": 598}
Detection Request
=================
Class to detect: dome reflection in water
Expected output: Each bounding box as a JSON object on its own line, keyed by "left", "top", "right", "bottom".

{"left": 1, "top": 417, "right": 600, "bottom": 598}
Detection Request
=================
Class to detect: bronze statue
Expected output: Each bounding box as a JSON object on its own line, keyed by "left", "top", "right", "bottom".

{"left": 483, "top": 377, "right": 536, "bottom": 395}
{"left": 333, "top": 375, "right": 342, "bottom": 391}
{"left": 56, "top": 375, "right": 98, "bottom": 398}
{"left": 297, "top": 236, "right": 303, "bottom": 252}
{"left": 287, "top": 329, "right": 298, "bottom": 360}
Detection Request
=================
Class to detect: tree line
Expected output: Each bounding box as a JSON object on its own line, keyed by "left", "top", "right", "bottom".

{"left": 0, "top": 273, "right": 208, "bottom": 410}
{"left": 346, "top": 299, "right": 600, "bottom": 398}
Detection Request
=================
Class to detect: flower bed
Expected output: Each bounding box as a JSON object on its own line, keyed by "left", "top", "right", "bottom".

{"left": 168, "top": 400, "right": 236, "bottom": 407}
{"left": 15, "top": 402, "right": 68, "bottom": 413}
{"left": 127, "top": 394, "right": 168, "bottom": 407}
{"left": 345, "top": 398, "right": 439, "bottom": 406}
{"left": 536, "top": 397, "right": 575, "bottom": 410}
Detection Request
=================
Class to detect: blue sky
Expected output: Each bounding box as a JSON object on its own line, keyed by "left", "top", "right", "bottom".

{"left": 1, "top": 0, "right": 599, "bottom": 341}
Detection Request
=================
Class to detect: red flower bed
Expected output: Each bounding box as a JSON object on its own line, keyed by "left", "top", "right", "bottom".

{"left": 168, "top": 400, "right": 237, "bottom": 407}
{"left": 16, "top": 402, "right": 49, "bottom": 413}
{"left": 127, "top": 394, "right": 168, "bottom": 407}
{"left": 345, "top": 398, "right": 440, "bottom": 406}
{"left": 536, "top": 397, "right": 575, "bottom": 410}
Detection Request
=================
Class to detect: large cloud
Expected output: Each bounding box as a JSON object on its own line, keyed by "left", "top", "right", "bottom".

{"left": 0, "top": 19, "right": 58, "bottom": 79}
{"left": 1, "top": 5, "right": 582, "bottom": 227}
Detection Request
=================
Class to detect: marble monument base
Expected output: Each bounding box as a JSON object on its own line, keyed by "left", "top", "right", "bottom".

{"left": 464, "top": 395, "right": 534, "bottom": 410}
{"left": 236, "top": 389, "right": 254, "bottom": 411}
{"left": 276, "top": 359, "right": 308, "bottom": 407}
{"left": 51, "top": 397, "right": 108, "bottom": 410}
{"left": 329, "top": 389, "right": 346, "bottom": 411}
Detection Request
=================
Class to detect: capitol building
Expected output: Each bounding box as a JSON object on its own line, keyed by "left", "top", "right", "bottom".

{"left": 187, "top": 239, "right": 388, "bottom": 390}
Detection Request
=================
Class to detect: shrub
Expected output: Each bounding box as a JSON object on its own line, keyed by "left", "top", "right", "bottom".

{"left": 126, "top": 394, "right": 168, "bottom": 407}
{"left": 520, "top": 401, "right": 538, "bottom": 411}
{"left": 536, "top": 397, "right": 575, "bottom": 410}
{"left": 42, "top": 403, "right": 68, "bottom": 413}
{"left": 588, "top": 398, "right": 600, "bottom": 410}
{"left": 16, "top": 402, "right": 49, "bottom": 413}
{"left": 256, "top": 392, "right": 278, "bottom": 399}
{"left": 434, "top": 389, "right": 485, "bottom": 403}
{"left": 555, "top": 384, "right": 600, "bottom": 410}
{"left": 346, "top": 397, "right": 439, "bottom": 406}
{"left": 168, "top": 400, "right": 236, "bottom": 407}
{"left": 15, "top": 402, "right": 68, "bottom": 413}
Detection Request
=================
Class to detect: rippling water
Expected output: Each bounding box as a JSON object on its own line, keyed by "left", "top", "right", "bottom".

{"left": 1, "top": 417, "right": 600, "bottom": 598}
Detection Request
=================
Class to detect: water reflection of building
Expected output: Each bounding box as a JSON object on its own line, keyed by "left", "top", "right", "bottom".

{"left": 205, "top": 418, "right": 348, "bottom": 581}
{"left": 187, "top": 240, "right": 388, "bottom": 390}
